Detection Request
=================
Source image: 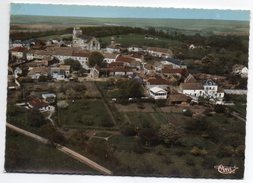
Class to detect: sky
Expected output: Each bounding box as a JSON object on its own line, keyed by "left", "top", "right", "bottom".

{"left": 11, "top": 3, "right": 250, "bottom": 21}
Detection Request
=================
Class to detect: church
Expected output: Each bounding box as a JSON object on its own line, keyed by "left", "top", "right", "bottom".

{"left": 72, "top": 27, "right": 101, "bottom": 51}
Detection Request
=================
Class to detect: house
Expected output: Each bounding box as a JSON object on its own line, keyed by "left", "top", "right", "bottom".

{"left": 33, "top": 50, "right": 53, "bottom": 60}
{"left": 149, "top": 87, "right": 167, "bottom": 100}
{"left": 27, "top": 97, "right": 54, "bottom": 112}
{"left": 128, "top": 46, "right": 143, "bottom": 53}
{"left": 161, "top": 58, "right": 187, "bottom": 69}
{"left": 72, "top": 27, "right": 100, "bottom": 51}
{"left": 146, "top": 77, "right": 170, "bottom": 90}
{"left": 51, "top": 47, "right": 90, "bottom": 69}
{"left": 116, "top": 55, "right": 142, "bottom": 71}
{"left": 188, "top": 44, "right": 196, "bottom": 50}
{"left": 90, "top": 65, "right": 100, "bottom": 79}
{"left": 10, "top": 46, "right": 27, "bottom": 59}
{"left": 146, "top": 47, "right": 173, "bottom": 58}
{"left": 109, "top": 68, "right": 133, "bottom": 76}
{"left": 103, "top": 53, "right": 118, "bottom": 64}
{"left": 161, "top": 68, "right": 188, "bottom": 78}
{"left": 179, "top": 79, "right": 224, "bottom": 102}
{"left": 27, "top": 67, "right": 49, "bottom": 79}
{"left": 143, "top": 64, "right": 155, "bottom": 75}
{"left": 105, "top": 45, "right": 121, "bottom": 53}
{"left": 41, "top": 93, "right": 56, "bottom": 103}
{"left": 184, "top": 73, "right": 197, "bottom": 83}
{"left": 50, "top": 65, "right": 70, "bottom": 81}
{"left": 168, "top": 93, "right": 192, "bottom": 105}
{"left": 105, "top": 36, "right": 121, "bottom": 53}
{"left": 14, "top": 67, "right": 22, "bottom": 77}
{"left": 232, "top": 64, "right": 248, "bottom": 78}
{"left": 25, "top": 59, "right": 50, "bottom": 69}
{"left": 179, "top": 82, "right": 204, "bottom": 98}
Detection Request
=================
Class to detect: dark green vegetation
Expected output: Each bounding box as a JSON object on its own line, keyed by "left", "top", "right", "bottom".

{"left": 5, "top": 129, "right": 97, "bottom": 174}
{"left": 6, "top": 79, "right": 246, "bottom": 178}
{"left": 88, "top": 51, "right": 104, "bottom": 67}
{"left": 58, "top": 99, "right": 114, "bottom": 128}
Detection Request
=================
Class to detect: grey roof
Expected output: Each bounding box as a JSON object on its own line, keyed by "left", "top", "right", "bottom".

{"left": 165, "top": 58, "right": 186, "bottom": 66}
{"left": 203, "top": 79, "right": 217, "bottom": 86}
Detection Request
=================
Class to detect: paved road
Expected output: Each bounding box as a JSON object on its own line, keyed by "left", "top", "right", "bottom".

{"left": 6, "top": 122, "right": 112, "bottom": 175}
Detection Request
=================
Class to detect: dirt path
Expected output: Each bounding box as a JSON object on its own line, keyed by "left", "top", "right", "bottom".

{"left": 6, "top": 122, "right": 112, "bottom": 175}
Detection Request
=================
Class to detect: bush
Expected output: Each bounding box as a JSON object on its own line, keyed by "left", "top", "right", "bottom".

{"left": 216, "top": 145, "right": 235, "bottom": 158}
{"left": 214, "top": 105, "right": 226, "bottom": 113}
{"left": 185, "top": 155, "right": 195, "bottom": 166}
{"left": 100, "top": 119, "right": 114, "bottom": 127}
{"left": 57, "top": 100, "right": 69, "bottom": 109}
{"left": 120, "top": 125, "right": 137, "bottom": 136}
{"left": 202, "top": 155, "right": 218, "bottom": 169}
{"left": 155, "top": 99, "right": 167, "bottom": 107}
{"left": 183, "top": 109, "right": 193, "bottom": 117}
{"left": 190, "top": 146, "right": 207, "bottom": 156}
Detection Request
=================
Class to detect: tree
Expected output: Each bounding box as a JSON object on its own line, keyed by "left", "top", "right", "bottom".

{"left": 139, "top": 128, "right": 159, "bottom": 146}
{"left": 39, "top": 123, "right": 66, "bottom": 145}
{"left": 117, "top": 79, "right": 144, "bottom": 99}
{"left": 158, "top": 123, "right": 181, "bottom": 146}
{"left": 88, "top": 51, "right": 104, "bottom": 67}
{"left": 27, "top": 109, "right": 47, "bottom": 127}
{"left": 64, "top": 59, "right": 82, "bottom": 71}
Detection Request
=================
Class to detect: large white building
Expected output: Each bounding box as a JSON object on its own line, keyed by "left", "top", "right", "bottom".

{"left": 149, "top": 87, "right": 167, "bottom": 100}
{"left": 179, "top": 79, "right": 224, "bottom": 102}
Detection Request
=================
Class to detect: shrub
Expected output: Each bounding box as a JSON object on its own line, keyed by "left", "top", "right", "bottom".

{"left": 100, "top": 119, "right": 114, "bottom": 127}
{"left": 202, "top": 155, "right": 218, "bottom": 169}
{"left": 183, "top": 109, "right": 193, "bottom": 117}
{"left": 190, "top": 146, "right": 207, "bottom": 156}
{"left": 185, "top": 155, "right": 195, "bottom": 166}
{"left": 120, "top": 125, "right": 137, "bottom": 136}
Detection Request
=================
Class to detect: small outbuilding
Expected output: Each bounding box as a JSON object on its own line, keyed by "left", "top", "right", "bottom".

{"left": 149, "top": 87, "right": 167, "bottom": 100}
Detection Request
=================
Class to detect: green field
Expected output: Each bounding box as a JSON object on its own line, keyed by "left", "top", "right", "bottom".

{"left": 58, "top": 99, "right": 115, "bottom": 129}
{"left": 5, "top": 129, "right": 97, "bottom": 174}
{"left": 11, "top": 15, "right": 249, "bottom": 35}
{"left": 99, "top": 33, "right": 183, "bottom": 48}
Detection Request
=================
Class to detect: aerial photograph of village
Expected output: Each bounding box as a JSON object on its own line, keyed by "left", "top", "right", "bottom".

{"left": 5, "top": 3, "right": 249, "bottom": 179}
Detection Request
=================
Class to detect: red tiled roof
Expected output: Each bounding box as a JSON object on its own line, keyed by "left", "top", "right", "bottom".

{"left": 162, "top": 68, "right": 188, "bottom": 76}
{"left": 181, "top": 83, "right": 203, "bottom": 90}
{"left": 108, "top": 62, "right": 124, "bottom": 68}
{"left": 28, "top": 97, "right": 49, "bottom": 109}
{"left": 115, "top": 55, "right": 135, "bottom": 63}
{"left": 147, "top": 77, "right": 170, "bottom": 85}
{"left": 72, "top": 51, "right": 90, "bottom": 57}
{"left": 10, "top": 47, "right": 28, "bottom": 52}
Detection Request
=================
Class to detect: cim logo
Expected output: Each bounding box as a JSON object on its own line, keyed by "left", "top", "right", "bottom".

{"left": 214, "top": 164, "right": 239, "bottom": 174}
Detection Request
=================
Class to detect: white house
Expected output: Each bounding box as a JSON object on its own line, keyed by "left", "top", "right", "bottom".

{"left": 179, "top": 79, "right": 224, "bottom": 102}
{"left": 128, "top": 46, "right": 143, "bottom": 52}
{"left": 149, "top": 87, "right": 167, "bottom": 100}
{"left": 146, "top": 47, "right": 173, "bottom": 58}
{"left": 50, "top": 65, "right": 70, "bottom": 81}
{"left": 27, "top": 97, "right": 55, "bottom": 112}
{"left": 232, "top": 64, "right": 248, "bottom": 78}
{"left": 103, "top": 53, "right": 118, "bottom": 64}
{"left": 10, "top": 47, "right": 27, "bottom": 59}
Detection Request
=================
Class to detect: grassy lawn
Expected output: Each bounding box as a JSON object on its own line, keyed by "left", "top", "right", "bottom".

{"left": 58, "top": 99, "right": 115, "bottom": 129}
{"left": 125, "top": 112, "right": 167, "bottom": 129}
{"left": 99, "top": 33, "right": 184, "bottom": 48}
{"left": 5, "top": 129, "right": 97, "bottom": 174}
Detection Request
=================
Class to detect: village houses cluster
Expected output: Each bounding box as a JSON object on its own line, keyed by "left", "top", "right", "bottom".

{"left": 9, "top": 26, "right": 243, "bottom": 111}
